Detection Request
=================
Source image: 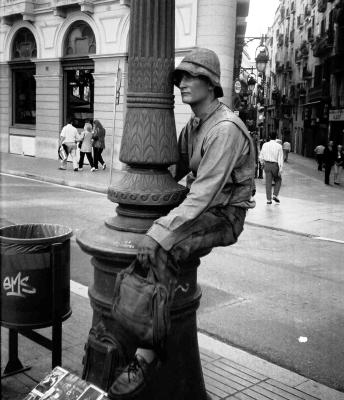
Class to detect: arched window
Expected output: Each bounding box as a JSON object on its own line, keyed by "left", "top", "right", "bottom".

{"left": 64, "top": 21, "right": 96, "bottom": 56}
{"left": 11, "top": 28, "right": 37, "bottom": 125}
{"left": 12, "top": 28, "right": 37, "bottom": 59}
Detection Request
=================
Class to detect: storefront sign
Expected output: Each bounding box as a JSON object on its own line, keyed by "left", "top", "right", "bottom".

{"left": 329, "top": 109, "right": 344, "bottom": 121}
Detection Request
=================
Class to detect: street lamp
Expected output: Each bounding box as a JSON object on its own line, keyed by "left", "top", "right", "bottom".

{"left": 255, "top": 44, "right": 269, "bottom": 73}
{"left": 247, "top": 73, "right": 257, "bottom": 92}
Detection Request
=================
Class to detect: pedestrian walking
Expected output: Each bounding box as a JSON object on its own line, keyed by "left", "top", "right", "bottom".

{"left": 58, "top": 118, "right": 80, "bottom": 171}
{"left": 109, "top": 48, "right": 256, "bottom": 399}
{"left": 334, "top": 144, "right": 344, "bottom": 185}
{"left": 323, "top": 141, "right": 336, "bottom": 185}
{"left": 92, "top": 120, "right": 106, "bottom": 170}
{"left": 282, "top": 140, "right": 291, "bottom": 162}
{"left": 259, "top": 131, "right": 284, "bottom": 204}
{"left": 78, "top": 122, "right": 95, "bottom": 171}
{"left": 314, "top": 143, "right": 325, "bottom": 171}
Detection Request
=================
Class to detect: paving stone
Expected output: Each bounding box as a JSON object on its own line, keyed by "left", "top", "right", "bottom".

{"left": 242, "top": 388, "right": 278, "bottom": 400}
{"left": 229, "top": 393, "right": 259, "bottom": 400}
{"left": 252, "top": 383, "right": 304, "bottom": 400}
{"left": 215, "top": 358, "right": 268, "bottom": 381}
{"left": 208, "top": 361, "right": 265, "bottom": 387}
{"left": 205, "top": 375, "right": 234, "bottom": 398}
{"left": 203, "top": 365, "right": 248, "bottom": 391}
{"left": 203, "top": 368, "right": 241, "bottom": 394}
{"left": 211, "top": 359, "right": 263, "bottom": 385}
{"left": 264, "top": 380, "right": 321, "bottom": 400}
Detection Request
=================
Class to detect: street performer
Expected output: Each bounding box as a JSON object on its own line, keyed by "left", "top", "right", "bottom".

{"left": 110, "top": 48, "right": 256, "bottom": 398}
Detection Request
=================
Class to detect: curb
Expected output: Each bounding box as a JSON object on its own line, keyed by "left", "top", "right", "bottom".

{"left": 1, "top": 169, "right": 108, "bottom": 195}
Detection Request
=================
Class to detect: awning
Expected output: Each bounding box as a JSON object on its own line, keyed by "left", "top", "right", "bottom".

{"left": 301, "top": 100, "right": 322, "bottom": 107}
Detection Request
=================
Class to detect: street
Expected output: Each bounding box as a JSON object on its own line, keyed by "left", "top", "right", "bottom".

{"left": 1, "top": 158, "right": 343, "bottom": 391}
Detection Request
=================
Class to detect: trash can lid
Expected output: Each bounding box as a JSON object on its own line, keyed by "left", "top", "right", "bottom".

{"left": 0, "top": 223, "right": 73, "bottom": 245}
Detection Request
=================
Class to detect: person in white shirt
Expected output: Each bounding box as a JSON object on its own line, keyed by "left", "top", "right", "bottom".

{"left": 259, "top": 132, "right": 284, "bottom": 204}
{"left": 59, "top": 118, "right": 80, "bottom": 171}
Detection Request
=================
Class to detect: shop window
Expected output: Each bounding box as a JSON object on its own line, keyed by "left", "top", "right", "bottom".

{"left": 66, "top": 69, "right": 94, "bottom": 128}
{"left": 11, "top": 28, "right": 37, "bottom": 125}
{"left": 13, "top": 67, "right": 36, "bottom": 125}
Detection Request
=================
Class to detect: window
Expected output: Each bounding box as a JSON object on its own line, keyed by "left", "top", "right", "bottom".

{"left": 11, "top": 28, "right": 37, "bottom": 125}
{"left": 64, "top": 21, "right": 96, "bottom": 56}
{"left": 13, "top": 66, "right": 36, "bottom": 125}
{"left": 66, "top": 69, "right": 94, "bottom": 128}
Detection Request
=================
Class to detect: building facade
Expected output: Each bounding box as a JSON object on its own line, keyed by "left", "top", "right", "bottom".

{"left": 0, "top": 0, "right": 249, "bottom": 168}
{"left": 265, "top": 0, "right": 344, "bottom": 156}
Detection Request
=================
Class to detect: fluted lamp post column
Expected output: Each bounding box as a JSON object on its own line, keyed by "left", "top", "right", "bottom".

{"left": 77, "top": 0, "right": 208, "bottom": 399}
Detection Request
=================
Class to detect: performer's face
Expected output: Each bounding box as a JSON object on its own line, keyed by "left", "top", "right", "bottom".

{"left": 179, "top": 72, "right": 213, "bottom": 105}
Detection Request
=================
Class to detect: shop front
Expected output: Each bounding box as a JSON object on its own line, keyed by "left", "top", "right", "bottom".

{"left": 329, "top": 108, "right": 344, "bottom": 146}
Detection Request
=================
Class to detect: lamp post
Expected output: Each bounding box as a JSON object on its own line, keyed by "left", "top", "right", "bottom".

{"left": 254, "top": 43, "right": 269, "bottom": 138}
{"left": 77, "top": 1, "right": 208, "bottom": 398}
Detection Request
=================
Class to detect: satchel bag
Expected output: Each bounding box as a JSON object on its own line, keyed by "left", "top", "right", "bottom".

{"left": 112, "top": 259, "right": 173, "bottom": 351}
{"left": 58, "top": 145, "right": 67, "bottom": 161}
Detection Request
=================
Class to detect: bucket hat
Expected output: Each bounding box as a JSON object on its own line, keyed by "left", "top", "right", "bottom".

{"left": 173, "top": 48, "right": 223, "bottom": 98}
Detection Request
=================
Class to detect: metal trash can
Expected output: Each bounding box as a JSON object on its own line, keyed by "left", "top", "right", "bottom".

{"left": 0, "top": 223, "right": 73, "bottom": 329}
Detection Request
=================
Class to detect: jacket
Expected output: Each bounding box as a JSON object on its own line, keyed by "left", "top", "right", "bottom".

{"left": 147, "top": 101, "right": 256, "bottom": 251}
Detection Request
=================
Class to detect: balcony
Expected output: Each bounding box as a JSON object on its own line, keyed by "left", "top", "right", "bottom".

{"left": 285, "top": 61, "right": 292, "bottom": 73}
{"left": 278, "top": 33, "right": 284, "bottom": 47}
{"left": 302, "top": 68, "right": 312, "bottom": 80}
{"left": 318, "top": 0, "right": 327, "bottom": 13}
{"left": 276, "top": 62, "right": 284, "bottom": 73}
{"left": 53, "top": 0, "right": 94, "bottom": 17}
{"left": 297, "top": 15, "right": 303, "bottom": 29}
{"left": 335, "top": 27, "right": 344, "bottom": 54}
{"left": 289, "top": 29, "right": 294, "bottom": 43}
{"left": 291, "top": 1, "right": 295, "bottom": 13}
{"left": 0, "top": 0, "right": 34, "bottom": 23}
{"left": 309, "top": 85, "right": 330, "bottom": 102}
{"left": 329, "top": 54, "right": 344, "bottom": 74}
{"left": 312, "top": 34, "right": 333, "bottom": 57}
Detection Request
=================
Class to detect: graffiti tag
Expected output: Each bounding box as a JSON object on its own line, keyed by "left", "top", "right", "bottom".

{"left": 3, "top": 272, "right": 37, "bottom": 297}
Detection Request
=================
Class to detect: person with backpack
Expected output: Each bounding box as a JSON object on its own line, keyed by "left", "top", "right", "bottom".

{"left": 92, "top": 120, "right": 106, "bottom": 170}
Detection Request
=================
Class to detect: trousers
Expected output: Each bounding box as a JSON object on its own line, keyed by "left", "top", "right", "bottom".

{"left": 151, "top": 205, "right": 247, "bottom": 287}
{"left": 60, "top": 143, "right": 78, "bottom": 170}
{"left": 263, "top": 161, "right": 282, "bottom": 201}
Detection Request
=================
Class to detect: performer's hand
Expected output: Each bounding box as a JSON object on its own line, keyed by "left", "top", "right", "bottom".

{"left": 137, "top": 235, "right": 160, "bottom": 269}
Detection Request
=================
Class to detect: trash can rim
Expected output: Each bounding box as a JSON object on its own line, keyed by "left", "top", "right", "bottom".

{"left": 0, "top": 223, "right": 73, "bottom": 244}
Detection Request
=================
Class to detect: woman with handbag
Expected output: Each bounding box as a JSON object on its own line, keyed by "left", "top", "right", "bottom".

{"left": 92, "top": 120, "right": 106, "bottom": 170}
{"left": 78, "top": 122, "right": 95, "bottom": 171}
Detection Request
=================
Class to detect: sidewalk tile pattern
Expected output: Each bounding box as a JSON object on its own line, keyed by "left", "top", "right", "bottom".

{"left": 3, "top": 293, "right": 341, "bottom": 400}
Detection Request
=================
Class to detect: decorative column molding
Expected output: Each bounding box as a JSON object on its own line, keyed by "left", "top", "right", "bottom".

{"left": 107, "top": 0, "right": 187, "bottom": 231}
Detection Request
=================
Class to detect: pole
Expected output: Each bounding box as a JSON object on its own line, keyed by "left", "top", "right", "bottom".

{"left": 109, "top": 62, "right": 122, "bottom": 185}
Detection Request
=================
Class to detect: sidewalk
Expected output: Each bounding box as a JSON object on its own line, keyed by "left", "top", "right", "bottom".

{"left": 1, "top": 151, "right": 344, "bottom": 399}
{"left": 2, "top": 288, "right": 344, "bottom": 400}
